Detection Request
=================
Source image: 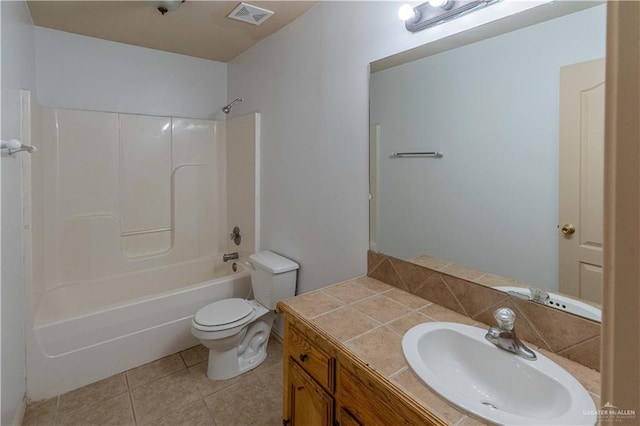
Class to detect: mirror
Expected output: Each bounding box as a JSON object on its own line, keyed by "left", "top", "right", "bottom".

{"left": 369, "top": 3, "right": 606, "bottom": 321}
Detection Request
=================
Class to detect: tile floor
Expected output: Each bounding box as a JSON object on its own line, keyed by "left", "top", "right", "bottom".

{"left": 22, "top": 339, "right": 283, "bottom": 426}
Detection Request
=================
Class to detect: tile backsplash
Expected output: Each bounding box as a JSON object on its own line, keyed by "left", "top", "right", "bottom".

{"left": 368, "top": 251, "right": 601, "bottom": 371}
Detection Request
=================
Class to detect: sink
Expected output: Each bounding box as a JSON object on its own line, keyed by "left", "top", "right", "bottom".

{"left": 493, "top": 286, "right": 602, "bottom": 322}
{"left": 402, "top": 322, "right": 596, "bottom": 425}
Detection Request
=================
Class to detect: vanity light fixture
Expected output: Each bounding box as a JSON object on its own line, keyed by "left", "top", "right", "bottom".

{"left": 399, "top": 0, "right": 500, "bottom": 33}
{"left": 428, "top": 0, "right": 452, "bottom": 9}
{"left": 398, "top": 4, "right": 416, "bottom": 21}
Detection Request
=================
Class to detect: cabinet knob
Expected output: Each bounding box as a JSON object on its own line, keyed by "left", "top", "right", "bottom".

{"left": 299, "top": 353, "right": 308, "bottom": 362}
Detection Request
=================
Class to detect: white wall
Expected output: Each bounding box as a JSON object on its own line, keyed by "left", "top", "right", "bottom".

{"left": 226, "top": 113, "right": 260, "bottom": 258}
{"left": 371, "top": 6, "right": 606, "bottom": 290}
{"left": 228, "top": 1, "right": 559, "bottom": 294}
{"left": 35, "top": 27, "right": 227, "bottom": 120}
{"left": 1, "top": 1, "right": 36, "bottom": 423}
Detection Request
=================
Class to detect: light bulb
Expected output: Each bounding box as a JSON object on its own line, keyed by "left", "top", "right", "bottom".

{"left": 428, "top": 0, "right": 450, "bottom": 8}
{"left": 398, "top": 4, "right": 416, "bottom": 21}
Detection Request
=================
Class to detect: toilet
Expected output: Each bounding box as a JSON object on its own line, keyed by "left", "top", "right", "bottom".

{"left": 191, "top": 251, "right": 299, "bottom": 380}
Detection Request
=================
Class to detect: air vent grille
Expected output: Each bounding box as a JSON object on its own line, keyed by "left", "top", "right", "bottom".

{"left": 235, "top": 6, "right": 250, "bottom": 17}
{"left": 227, "top": 2, "right": 274, "bottom": 26}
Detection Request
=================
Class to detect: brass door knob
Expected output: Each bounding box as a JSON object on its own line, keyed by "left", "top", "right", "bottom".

{"left": 561, "top": 224, "right": 576, "bottom": 235}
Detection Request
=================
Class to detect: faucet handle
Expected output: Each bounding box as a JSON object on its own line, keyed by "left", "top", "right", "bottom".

{"left": 493, "top": 308, "right": 516, "bottom": 331}
{"left": 229, "top": 226, "right": 241, "bottom": 246}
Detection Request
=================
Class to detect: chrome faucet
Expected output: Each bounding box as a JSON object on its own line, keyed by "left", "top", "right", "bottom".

{"left": 223, "top": 252, "right": 239, "bottom": 262}
{"left": 485, "top": 308, "right": 537, "bottom": 360}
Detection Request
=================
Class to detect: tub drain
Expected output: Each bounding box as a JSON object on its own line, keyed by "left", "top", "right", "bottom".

{"left": 482, "top": 402, "right": 498, "bottom": 410}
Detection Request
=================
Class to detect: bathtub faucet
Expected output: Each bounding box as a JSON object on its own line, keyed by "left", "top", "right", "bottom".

{"left": 223, "top": 252, "right": 239, "bottom": 262}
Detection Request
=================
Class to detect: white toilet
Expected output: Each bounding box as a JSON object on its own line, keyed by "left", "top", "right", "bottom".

{"left": 191, "top": 251, "right": 299, "bottom": 380}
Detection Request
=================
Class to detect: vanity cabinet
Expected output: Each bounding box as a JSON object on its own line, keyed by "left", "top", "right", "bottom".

{"left": 280, "top": 312, "right": 446, "bottom": 426}
{"left": 285, "top": 324, "right": 335, "bottom": 426}
{"left": 336, "top": 407, "right": 361, "bottom": 426}
{"left": 286, "top": 359, "right": 334, "bottom": 425}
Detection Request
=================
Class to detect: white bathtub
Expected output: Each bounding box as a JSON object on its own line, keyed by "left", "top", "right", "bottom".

{"left": 26, "top": 256, "right": 252, "bottom": 400}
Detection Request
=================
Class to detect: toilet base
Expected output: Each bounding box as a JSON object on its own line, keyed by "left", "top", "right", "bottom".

{"left": 206, "top": 312, "right": 274, "bottom": 380}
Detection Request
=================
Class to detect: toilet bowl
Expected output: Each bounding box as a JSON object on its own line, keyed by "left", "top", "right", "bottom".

{"left": 192, "top": 298, "right": 272, "bottom": 380}
{"left": 191, "top": 251, "right": 298, "bottom": 380}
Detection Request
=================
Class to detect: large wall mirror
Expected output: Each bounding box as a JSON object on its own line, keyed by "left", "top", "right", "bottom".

{"left": 369, "top": 2, "right": 606, "bottom": 321}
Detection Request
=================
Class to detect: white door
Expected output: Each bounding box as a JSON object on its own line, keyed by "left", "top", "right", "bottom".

{"left": 559, "top": 58, "right": 605, "bottom": 303}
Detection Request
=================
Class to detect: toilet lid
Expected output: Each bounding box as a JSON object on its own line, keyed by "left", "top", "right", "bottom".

{"left": 194, "top": 298, "right": 254, "bottom": 327}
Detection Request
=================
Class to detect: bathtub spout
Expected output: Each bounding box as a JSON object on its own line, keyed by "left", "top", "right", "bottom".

{"left": 223, "top": 252, "right": 239, "bottom": 262}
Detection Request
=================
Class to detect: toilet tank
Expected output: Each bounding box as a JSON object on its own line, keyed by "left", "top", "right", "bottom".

{"left": 248, "top": 251, "right": 299, "bottom": 310}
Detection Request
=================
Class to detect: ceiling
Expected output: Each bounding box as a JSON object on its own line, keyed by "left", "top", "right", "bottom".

{"left": 27, "top": 1, "right": 317, "bottom": 62}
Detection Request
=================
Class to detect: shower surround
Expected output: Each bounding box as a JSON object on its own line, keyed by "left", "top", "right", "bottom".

{"left": 25, "top": 104, "right": 260, "bottom": 399}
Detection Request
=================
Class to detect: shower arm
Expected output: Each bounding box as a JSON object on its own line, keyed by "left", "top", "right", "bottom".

{"left": 223, "top": 98, "right": 244, "bottom": 114}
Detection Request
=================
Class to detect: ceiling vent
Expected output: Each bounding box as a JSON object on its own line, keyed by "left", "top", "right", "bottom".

{"left": 227, "top": 2, "right": 274, "bottom": 26}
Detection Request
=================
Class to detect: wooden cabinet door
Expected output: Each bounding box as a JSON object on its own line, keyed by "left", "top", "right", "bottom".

{"left": 286, "top": 358, "right": 334, "bottom": 426}
{"left": 337, "top": 364, "right": 443, "bottom": 426}
{"left": 338, "top": 407, "right": 362, "bottom": 426}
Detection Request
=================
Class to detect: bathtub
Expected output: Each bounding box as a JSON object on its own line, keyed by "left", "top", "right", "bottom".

{"left": 26, "top": 256, "right": 252, "bottom": 400}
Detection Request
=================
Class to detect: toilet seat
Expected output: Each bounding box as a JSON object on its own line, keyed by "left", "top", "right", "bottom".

{"left": 193, "top": 298, "right": 256, "bottom": 332}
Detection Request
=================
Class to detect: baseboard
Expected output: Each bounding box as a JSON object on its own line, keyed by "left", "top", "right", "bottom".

{"left": 270, "top": 330, "right": 283, "bottom": 344}
{"left": 12, "top": 395, "right": 27, "bottom": 426}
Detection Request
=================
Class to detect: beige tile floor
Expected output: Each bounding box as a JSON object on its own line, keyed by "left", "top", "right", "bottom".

{"left": 22, "top": 339, "right": 283, "bottom": 426}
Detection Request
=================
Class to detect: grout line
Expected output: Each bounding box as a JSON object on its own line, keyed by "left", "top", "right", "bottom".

{"left": 124, "top": 372, "right": 138, "bottom": 425}
{"left": 179, "top": 352, "right": 189, "bottom": 367}
{"left": 319, "top": 286, "right": 398, "bottom": 312}
{"left": 388, "top": 366, "right": 408, "bottom": 380}
{"left": 367, "top": 255, "right": 386, "bottom": 276}
{"left": 127, "top": 355, "right": 189, "bottom": 391}
{"left": 415, "top": 300, "right": 434, "bottom": 310}
{"left": 177, "top": 350, "right": 188, "bottom": 369}
{"left": 53, "top": 396, "right": 60, "bottom": 426}
{"left": 199, "top": 389, "right": 218, "bottom": 426}
{"left": 507, "top": 296, "right": 554, "bottom": 351}
{"left": 381, "top": 311, "right": 422, "bottom": 328}
{"left": 421, "top": 314, "right": 439, "bottom": 322}
{"left": 344, "top": 292, "right": 385, "bottom": 307}
{"left": 360, "top": 299, "right": 434, "bottom": 325}
{"left": 387, "top": 258, "right": 412, "bottom": 293}
{"left": 453, "top": 415, "right": 469, "bottom": 426}
{"left": 319, "top": 291, "right": 349, "bottom": 306}
{"left": 343, "top": 323, "right": 385, "bottom": 344}
{"left": 351, "top": 278, "right": 393, "bottom": 294}
{"left": 384, "top": 309, "right": 437, "bottom": 332}
{"left": 439, "top": 275, "right": 471, "bottom": 318}
{"left": 309, "top": 304, "right": 345, "bottom": 320}
{"left": 557, "top": 334, "right": 600, "bottom": 355}
{"left": 411, "top": 273, "right": 431, "bottom": 293}
{"left": 386, "top": 326, "right": 403, "bottom": 337}
{"left": 347, "top": 307, "right": 384, "bottom": 328}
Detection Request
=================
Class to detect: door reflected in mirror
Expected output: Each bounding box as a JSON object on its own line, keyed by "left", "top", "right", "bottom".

{"left": 369, "top": 3, "right": 606, "bottom": 320}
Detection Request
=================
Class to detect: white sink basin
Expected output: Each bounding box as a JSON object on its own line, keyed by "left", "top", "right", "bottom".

{"left": 493, "top": 286, "right": 601, "bottom": 322}
{"left": 402, "top": 322, "right": 596, "bottom": 425}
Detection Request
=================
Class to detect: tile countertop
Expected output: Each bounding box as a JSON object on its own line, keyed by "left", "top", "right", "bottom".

{"left": 278, "top": 276, "right": 601, "bottom": 426}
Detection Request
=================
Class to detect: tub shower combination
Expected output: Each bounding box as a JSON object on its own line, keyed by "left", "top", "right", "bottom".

{"left": 26, "top": 105, "right": 260, "bottom": 399}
